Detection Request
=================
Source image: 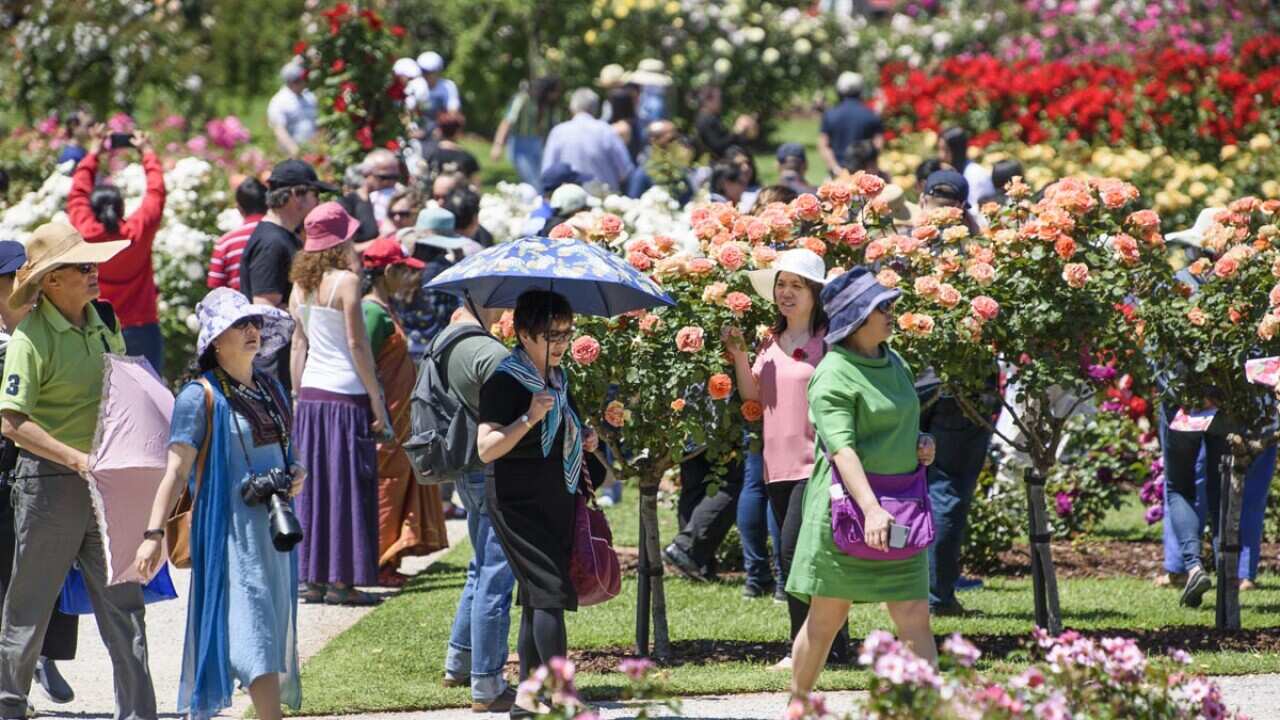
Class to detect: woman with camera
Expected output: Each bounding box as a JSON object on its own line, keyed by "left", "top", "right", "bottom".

{"left": 289, "top": 202, "right": 393, "bottom": 606}
{"left": 476, "top": 290, "right": 599, "bottom": 719}
{"left": 135, "top": 288, "right": 303, "bottom": 720}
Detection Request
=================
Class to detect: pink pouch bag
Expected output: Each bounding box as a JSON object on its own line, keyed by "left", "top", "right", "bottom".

{"left": 570, "top": 488, "right": 621, "bottom": 607}
{"left": 828, "top": 458, "right": 934, "bottom": 561}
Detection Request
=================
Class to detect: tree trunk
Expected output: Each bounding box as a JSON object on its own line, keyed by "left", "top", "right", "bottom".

{"left": 1216, "top": 441, "right": 1250, "bottom": 631}
{"left": 1025, "top": 469, "right": 1062, "bottom": 634}
{"left": 637, "top": 476, "right": 671, "bottom": 658}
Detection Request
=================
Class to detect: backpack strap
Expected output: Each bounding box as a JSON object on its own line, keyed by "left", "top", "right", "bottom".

{"left": 192, "top": 378, "right": 215, "bottom": 501}
{"left": 90, "top": 299, "right": 118, "bottom": 333}
{"left": 429, "top": 323, "right": 491, "bottom": 392}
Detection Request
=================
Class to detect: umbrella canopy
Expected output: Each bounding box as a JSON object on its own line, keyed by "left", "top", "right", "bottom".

{"left": 87, "top": 355, "right": 176, "bottom": 585}
{"left": 426, "top": 235, "right": 675, "bottom": 316}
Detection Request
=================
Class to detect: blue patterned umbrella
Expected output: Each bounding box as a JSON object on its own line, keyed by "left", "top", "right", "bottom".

{"left": 425, "top": 235, "right": 675, "bottom": 316}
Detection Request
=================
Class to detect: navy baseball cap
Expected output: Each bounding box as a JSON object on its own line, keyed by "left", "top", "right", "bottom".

{"left": 776, "top": 143, "right": 807, "bottom": 163}
{"left": 0, "top": 241, "right": 26, "bottom": 276}
{"left": 923, "top": 169, "right": 969, "bottom": 205}
{"left": 540, "top": 163, "right": 592, "bottom": 194}
{"left": 267, "top": 159, "right": 339, "bottom": 194}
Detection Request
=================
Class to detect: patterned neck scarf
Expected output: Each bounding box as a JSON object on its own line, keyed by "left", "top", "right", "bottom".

{"left": 495, "top": 346, "right": 582, "bottom": 495}
{"left": 213, "top": 368, "right": 289, "bottom": 449}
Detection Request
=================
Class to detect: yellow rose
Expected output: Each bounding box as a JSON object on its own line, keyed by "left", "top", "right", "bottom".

{"left": 1250, "top": 134, "right": 1273, "bottom": 151}
{"left": 1262, "top": 180, "right": 1280, "bottom": 198}
{"left": 584, "top": 29, "right": 597, "bottom": 45}
{"left": 602, "top": 17, "right": 615, "bottom": 29}
{"left": 665, "top": 0, "right": 680, "bottom": 13}
{"left": 1156, "top": 191, "right": 1174, "bottom": 211}
{"left": 1221, "top": 144, "right": 1239, "bottom": 160}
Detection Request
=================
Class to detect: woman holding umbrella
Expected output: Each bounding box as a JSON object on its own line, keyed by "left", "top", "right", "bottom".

{"left": 476, "top": 290, "right": 599, "bottom": 718}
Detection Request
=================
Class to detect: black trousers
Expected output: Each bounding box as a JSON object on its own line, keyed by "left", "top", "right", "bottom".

{"left": 673, "top": 454, "right": 743, "bottom": 574}
{"left": 767, "top": 479, "right": 849, "bottom": 661}
{"left": 0, "top": 481, "right": 78, "bottom": 660}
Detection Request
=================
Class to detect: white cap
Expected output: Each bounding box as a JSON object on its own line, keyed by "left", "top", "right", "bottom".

{"left": 281, "top": 60, "right": 306, "bottom": 84}
{"left": 745, "top": 249, "right": 828, "bottom": 302}
{"left": 549, "top": 184, "right": 589, "bottom": 214}
{"left": 393, "top": 57, "right": 422, "bottom": 79}
{"left": 837, "top": 71, "right": 864, "bottom": 96}
{"left": 1166, "top": 207, "right": 1224, "bottom": 249}
{"left": 417, "top": 51, "right": 445, "bottom": 73}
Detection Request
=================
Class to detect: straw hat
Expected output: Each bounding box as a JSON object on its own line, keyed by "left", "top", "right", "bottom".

{"left": 629, "top": 58, "right": 672, "bottom": 87}
{"left": 870, "top": 184, "right": 919, "bottom": 228}
{"left": 597, "top": 64, "right": 628, "bottom": 88}
{"left": 9, "top": 223, "right": 128, "bottom": 310}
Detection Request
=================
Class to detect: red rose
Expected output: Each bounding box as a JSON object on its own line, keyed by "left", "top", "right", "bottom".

{"left": 359, "top": 9, "right": 383, "bottom": 29}
{"left": 333, "top": 94, "right": 348, "bottom": 113}
{"left": 385, "top": 139, "right": 400, "bottom": 151}
{"left": 293, "top": 41, "right": 308, "bottom": 55}
{"left": 390, "top": 25, "right": 407, "bottom": 37}
{"left": 741, "top": 400, "right": 764, "bottom": 422}
{"left": 331, "top": 59, "right": 346, "bottom": 73}
{"left": 356, "top": 126, "right": 374, "bottom": 150}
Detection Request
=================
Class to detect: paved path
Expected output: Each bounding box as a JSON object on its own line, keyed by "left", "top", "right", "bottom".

{"left": 28, "top": 522, "right": 1280, "bottom": 719}
{"left": 35, "top": 519, "right": 467, "bottom": 719}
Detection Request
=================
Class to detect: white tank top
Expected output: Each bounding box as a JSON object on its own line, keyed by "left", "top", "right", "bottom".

{"left": 298, "top": 272, "right": 367, "bottom": 395}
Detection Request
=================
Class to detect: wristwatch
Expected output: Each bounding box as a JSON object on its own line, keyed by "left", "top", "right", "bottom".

{"left": 520, "top": 414, "right": 533, "bottom": 429}
{"left": 143, "top": 528, "right": 165, "bottom": 541}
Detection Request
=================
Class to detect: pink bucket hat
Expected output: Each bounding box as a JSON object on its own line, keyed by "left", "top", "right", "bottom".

{"left": 303, "top": 201, "right": 359, "bottom": 252}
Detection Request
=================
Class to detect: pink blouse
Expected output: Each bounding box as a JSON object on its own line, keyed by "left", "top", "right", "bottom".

{"left": 751, "top": 333, "right": 826, "bottom": 483}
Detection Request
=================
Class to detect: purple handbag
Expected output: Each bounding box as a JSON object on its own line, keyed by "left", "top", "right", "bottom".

{"left": 828, "top": 458, "right": 934, "bottom": 561}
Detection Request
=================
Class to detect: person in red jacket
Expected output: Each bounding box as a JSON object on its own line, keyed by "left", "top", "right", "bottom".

{"left": 66, "top": 124, "right": 167, "bottom": 375}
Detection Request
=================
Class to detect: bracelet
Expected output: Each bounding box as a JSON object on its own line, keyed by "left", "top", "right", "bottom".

{"left": 143, "top": 528, "right": 165, "bottom": 541}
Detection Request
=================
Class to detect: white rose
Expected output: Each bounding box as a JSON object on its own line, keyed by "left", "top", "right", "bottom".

{"left": 712, "top": 37, "right": 732, "bottom": 56}
{"left": 794, "top": 38, "right": 812, "bottom": 55}
{"left": 744, "top": 26, "right": 765, "bottom": 43}
{"left": 185, "top": 313, "right": 200, "bottom": 333}
{"left": 762, "top": 47, "right": 780, "bottom": 64}
{"left": 185, "top": 261, "right": 204, "bottom": 281}
{"left": 714, "top": 57, "right": 732, "bottom": 75}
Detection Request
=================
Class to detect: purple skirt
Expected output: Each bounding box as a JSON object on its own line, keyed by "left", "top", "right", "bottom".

{"left": 294, "top": 388, "right": 378, "bottom": 586}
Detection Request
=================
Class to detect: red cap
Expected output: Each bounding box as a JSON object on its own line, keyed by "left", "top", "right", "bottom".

{"left": 362, "top": 236, "right": 426, "bottom": 270}
{"left": 303, "top": 201, "right": 360, "bottom": 252}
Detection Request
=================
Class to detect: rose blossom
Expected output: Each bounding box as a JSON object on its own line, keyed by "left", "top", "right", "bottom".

{"left": 604, "top": 400, "right": 626, "bottom": 428}
{"left": 1127, "top": 209, "right": 1161, "bottom": 231}
{"left": 891, "top": 233, "right": 922, "bottom": 256}
{"left": 718, "top": 243, "right": 747, "bottom": 271}
{"left": 639, "top": 313, "right": 661, "bottom": 333}
{"left": 876, "top": 269, "right": 901, "bottom": 288}
{"left": 1062, "top": 262, "right": 1090, "bottom": 288}
{"left": 1259, "top": 313, "right": 1280, "bottom": 340}
{"left": 864, "top": 238, "right": 892, "bottom": 262}
{"left": 685, "top": 257, "right": 716, "bottom": 275}
{"left": 653, "top": 235, "right": 675, "bottom": 253}
{"left": 1054, "top": 237, "right": 1077, "bottom": 260}
{"left": 914, "top": 275, "right": 941, "bottom": 298}
{"left": 1213, "top": 256, "right": 1240, "bottom": 279}
{"left": 897, "top": 312, "right": 935, "bottom": 336}
{"left": 725, "top": 291, "right": 753, "bottom": 316}
{"left": 1271, "top": 284, "right": 1280, "bottom": 307}
{"left": 549, "top": 223, "right": 575, "bottom": 239}
{"left": 670, "top": 398, "right": 686, "bottom": 412}
{"left": 1187, "top": 307, "right": 1207, "bottom": 326}
{"left": 598, "top": 213, "right": 623, "bottom": 237}
{"left": 802, "top": 236, "right": 827, "bottom": 256}
{"left": 741, "top": 400, "right": 763, "bottom": 422}
{"left": 745, "top": 219, "right": 769, "bottom": 243}
{"left": 966, "top": 261, "right": 996, "bottom": 286}
{"left": 675, "top": 326, "right": 705, "bottom": 352}
{"left": 941, "top": 225, "right": 969, "bottom": 243}
{"left": 912, "top": 225, "right": 940, "bottom": 243}
{"left": 627, "top": 250, "right": 652, "bottom": 271}
{"left": 817, "top": 181, "right": 852, "bottom": 206}
{"left": 789, "top": 194, "right": 822, "bottom": 222}
{"left": 701, "top": 282, "right": 729, "bottom": 304}
{"left": 570, "top": 335, "right": 601, "bottom": 365}
{"left": 851, "top": 171, "right": 885, "bottom": 197}
{"left": 936, "top": 283, "right": 962, "bottom": 308}
{"left": 707, "top": 373, "right": 733, "bottom": 400}
{"left": 751, "top": 245, "right": 778, "bottom": 267}
{"left": 971, "top": 295, "right": 1000, "bottom": 321}
{"left": 1112, "top": 233, "right": 1141, "bottom": 265}
{"left": 1189, "top": 257, "right": 1212, "bottom": 276}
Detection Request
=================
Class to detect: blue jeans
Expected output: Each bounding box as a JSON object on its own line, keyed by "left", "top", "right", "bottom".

{"left": 122, "top": 322, "right": 164, "bottom": 377}
{"left": 509, "top": 136, "right": 543, "bottom": 191}
{"left": 737, "top": 450, "right": 780, "bottom": 588}
{"left": 445, "top": 470, "right": 516, "bottom": 702}
{"left": 923, "top": 397, "right": 994, "bottom": 608}
{"left": 1161, "top": 408, "right": 1276, "bottom": 579}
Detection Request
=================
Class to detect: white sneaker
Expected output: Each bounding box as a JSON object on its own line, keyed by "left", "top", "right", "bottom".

{"left": 769, "top": 656, "right": 793, "bottom": 672}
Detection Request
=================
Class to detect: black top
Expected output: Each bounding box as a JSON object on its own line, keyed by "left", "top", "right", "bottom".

{"left": 694, "top": 112, "right": 748, "bottom": 160}
{"left": 240, "top": 220, "right": 301, "bottom": 303}
{"left": 339, "top": 193, "right": 380, "bottom": 242}
{"left": 821, "top": 99, "right": 884, "bottom": 167}
{"left": 472, "top": 225, "right": 495, "bottom": 248}
{"left": 425, "top": 147, "right": 480, "bottom": 179}
{"left": 479, "top": 371, "right": 567, "bottom": 463}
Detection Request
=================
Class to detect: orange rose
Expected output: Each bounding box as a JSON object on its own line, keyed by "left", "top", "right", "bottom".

{"left": 789, "top": 193, "right": 822, "bottom": 222}
{"left": 802, "top": 236, "right": 827, "bottom": 256}
{"left": 725, "top": 291, "right": 753, "bottom": 316}
{"left": 741, "top": 400, "right": 764, "bottom": 422}
{"left": 708, "top": 373, "right": 733, "bottom": 401}
{"left": 670, "top": 398, "right": 686, "bottom": 412}
{"left": 936, "top": 283, "right": 962, "bottom": 309}
{"left": 876, "top": 269, "right": 901, "bottom": 288}
{"left": 604, "top": 400, "right": 626, "bottom": 428}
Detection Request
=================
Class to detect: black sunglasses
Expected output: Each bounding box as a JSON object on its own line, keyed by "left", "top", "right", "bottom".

{"left": 58, "top": 263, "right": 96, "bottom": 275}
{"left": 544, "top": 328, "right": 575, "bottom": 343}
{"left": 389, "top": 209, "right": 415, "bottom": 219}
{"left": 374, "top": 173, "right": 400, "bottom": 181}
{"left": 876, "top": 298, "right": 897, "bottom": 314}
{"left": 231, "top": 315, "right": 265, "bottom": 331}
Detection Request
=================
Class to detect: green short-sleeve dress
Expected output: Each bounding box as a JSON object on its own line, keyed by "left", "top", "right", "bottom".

{"left": 785, "top": 343, "right": 928, "bottom": 604}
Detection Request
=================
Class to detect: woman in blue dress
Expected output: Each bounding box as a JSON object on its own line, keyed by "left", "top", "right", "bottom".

{"left": 135, "top": 288, "right": 304, "bottom": 720}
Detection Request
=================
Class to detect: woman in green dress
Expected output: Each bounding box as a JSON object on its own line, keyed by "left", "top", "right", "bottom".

{"left": 787, "top": 267, "right": 938, "bottom": 698}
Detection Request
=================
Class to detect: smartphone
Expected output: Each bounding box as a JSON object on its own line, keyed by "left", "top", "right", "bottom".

{"left": 889, "top": 523, "right": 909, "bottom": 550}
{"left": 109, "top": 132, "right": 135, "bottom": 150}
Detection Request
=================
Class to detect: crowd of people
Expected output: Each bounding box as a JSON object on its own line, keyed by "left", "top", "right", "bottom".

{"left": 0, "top": 46, "right": 1268, "bottom": 720}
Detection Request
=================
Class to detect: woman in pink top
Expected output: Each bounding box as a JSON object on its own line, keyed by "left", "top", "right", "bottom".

{"left": 724, "top": 249, "right": 850, "bottom": 669}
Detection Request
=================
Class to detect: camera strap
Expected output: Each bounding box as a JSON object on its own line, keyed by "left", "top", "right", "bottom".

{"left": 215, "top": 371, "right": 290, "bottom": 473}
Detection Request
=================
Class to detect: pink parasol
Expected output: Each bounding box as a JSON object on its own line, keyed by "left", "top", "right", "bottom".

{"left": 86, "top": 355, "right": 175, "bottom": 584}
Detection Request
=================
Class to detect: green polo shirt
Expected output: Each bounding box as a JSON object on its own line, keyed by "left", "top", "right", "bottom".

{"left": 0, "top": 298, "right": 126, "bottom": 453}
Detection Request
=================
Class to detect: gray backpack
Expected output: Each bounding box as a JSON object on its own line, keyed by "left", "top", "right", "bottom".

{"left": 404, "top": 324, "right": 491, "bottom": 484}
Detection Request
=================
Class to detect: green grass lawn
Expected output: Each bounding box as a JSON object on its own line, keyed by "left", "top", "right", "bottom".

{"left": 296, "top": 508, "right": 1280, "bottom": 715}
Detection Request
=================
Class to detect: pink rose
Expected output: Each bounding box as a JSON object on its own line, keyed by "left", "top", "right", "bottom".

{"left": 1127, "top": 209, "right": 1161, "bottom": 231}
{"left": 864, "top": 238, "right": 892, "bottom": 262}
{"left": 701, "top": 282, "right": 728, "bottom": 304}
{"left": 1259, "top": 313, "right": 1280, "bottom": 340}
{"left": 686, "top": 257, "right": 716, "bottom": 275}
{"left": 571, "top": 335, "right": 601, "bottom": 365}
{"left": 876, "top": 269, "right": 901, "bottom": 288}
{"left": 653, "top": 235, "right": 676, "bottom": 253}
{"left": 1187, "top": 307, "right": 1207, "bottom": 326}
{"left": 1270, "top": 284, "right": 1280, "bottom": 307}
{"left": 892, "top": 234, "right": 922, "bottom": 256}
{"left": 802, "top": 236, "right": 827, "bottom": 256}
{"left": 1214, "top": 256, "right": 1239, "bottom": 279}
{"left": 725, "top": 291, "right": 753, "bottom": 316}
{"left": 639, "top": 313, "right": 662, "bottom": 334}
{"left": 1230, "top": 197, "right": 1261, "bottom": 214}
{"left": 851, "top": 171, "right": 885, "bottom": 197}
{"left": 1112, "top": 233, "right": 1141, "bottom": 265}
{"left": 627, "top": 250, "right": 653, "bottom": 271}
{"left": 912, "top": 225, "right": 940, "bottom": 243}
{"left": 834, "top": 223, "right": 868, "bottom": 247}
{"left": 689, "top": 207, "right": 712, "bottom": 225}
{"left": 745, "top": 219, "right": 769, "bottom": 243}
{"left": 693, "top": 221, "right": 720, "bottom": 241}
{"left": 549, "top": 224, "right": 575, "bottom": 240}
{"left": 599, "top": 213, "right": 623, "bottom": 237}
{"left": 897, "top": 312, "right": 935, "bottom": 336}
{"left": 914, "top": 275, "right": 941, "bottom": 298}
{"left": 789, "top": 194, "right": 822, "bottom": 222}
{"left": 718, "top": 243, "right": 747, "bottom": 271}
{"left": 971, "top": 295, "right": 1000, "bottom": 321}
{"left": 676, "top": 326, "right": 705, "bottom": 353}
{"left": 937, "top": 283, "right": 962, "bottom": 308}
{"left": 751, "top": 245, "right": 778, "bottom": 267}
{"left": 1097, "top": 179, "right": 1139, "bottom": 209}
{"left": 1063, "top": 263, "right": 1090, "bottom": 289}
{"left": 604, "top": 400, "right": 626, "bottom": 428}
{"left": 818, "top": 181, "right": 852, "bottom": 207}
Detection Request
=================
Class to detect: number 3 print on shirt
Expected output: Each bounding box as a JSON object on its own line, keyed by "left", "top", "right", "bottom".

{"left": 5, "top": 375, "right": 19, "bottom": 396}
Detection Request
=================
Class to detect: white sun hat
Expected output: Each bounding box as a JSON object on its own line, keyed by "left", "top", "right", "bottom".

{"left": 1166, "top": 207, "right": 1224, "bottom": 249}
{"left": 393, "top": 57, "right": 423, "bottom": 79}
{"left": 745, "top": 248, "right": 828, "bottom": 302}
{"left": 417, "top": 51, "right": 445, "bottom": 73}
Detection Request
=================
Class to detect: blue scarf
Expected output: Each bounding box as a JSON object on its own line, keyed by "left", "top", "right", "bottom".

{"left": 178, "top": 372, "right": 300, "bottom": 719}
{"left": 496, "top": 347, "right": 583, "bottom": 494}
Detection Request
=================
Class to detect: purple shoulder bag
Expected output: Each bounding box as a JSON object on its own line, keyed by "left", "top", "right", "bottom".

{"left": 827, "top": 455, "right": 934, "bottom": 561}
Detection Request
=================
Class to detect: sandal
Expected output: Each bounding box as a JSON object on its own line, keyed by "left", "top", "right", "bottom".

{"left": 323, "top": 586, "right": 383, "bottom": 606}
{"left": 299, "top": 583, "right": 326, "bottom": 604}
{"left": 378, "top": 567, "right": 408, "bottom": 588}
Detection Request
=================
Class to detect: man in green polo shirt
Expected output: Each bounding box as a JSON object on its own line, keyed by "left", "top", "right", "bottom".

{"left": 0, "top": 222, "right": 156, "bottom": 720}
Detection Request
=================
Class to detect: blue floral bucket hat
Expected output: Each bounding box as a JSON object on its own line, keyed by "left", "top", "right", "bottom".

{"left": 821, "top": 266, "right": 901, "bottom": 346}
{"left": 195, "top": 287, "right": 295, "bottom": 360}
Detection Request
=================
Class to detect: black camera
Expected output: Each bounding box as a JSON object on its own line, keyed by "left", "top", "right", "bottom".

{"left": 240, "top": 468, "right": 304, "bottom": 552}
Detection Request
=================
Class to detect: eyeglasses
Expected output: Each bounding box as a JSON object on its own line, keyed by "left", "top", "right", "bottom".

{"left": 876, "top": 298, "right": 897, "bottom": 314}
{"left": 374, "top": 173, "right": 400, "bottom": 181}
{"left": 389, "top": 210, "right": 415, "bottom": 220}
{"left": 58, "top": 263, "right": 96, "bottom": 275}
{"left": 544, "top": 329, "right": 575, "bottom": 344}
{"left": 230, "top": 315, "right": 265, "bottom": 331}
